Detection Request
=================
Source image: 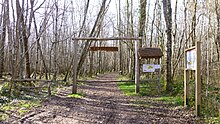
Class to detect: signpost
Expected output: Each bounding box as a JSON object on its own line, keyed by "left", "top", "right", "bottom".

{"left": 184, "top": 42, "right": 201, "bottom": 117}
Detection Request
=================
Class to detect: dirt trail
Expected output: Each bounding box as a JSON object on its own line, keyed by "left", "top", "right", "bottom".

{"left": 7, "top": 73, "right": 198, "bottom": 124}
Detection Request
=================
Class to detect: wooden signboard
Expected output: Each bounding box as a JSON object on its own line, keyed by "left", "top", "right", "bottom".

{"left": 184, "top": 42, "right": 201, "bottom": 117}
{"left": 90, "top": 47, "right": 118, "bottom": 51}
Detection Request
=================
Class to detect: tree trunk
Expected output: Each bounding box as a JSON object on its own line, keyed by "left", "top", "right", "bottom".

{"left": 16, "top": 0, "right": 32, "bottom": 78}
{"left": 215, "top": 0, "right": 220, "bottom": 61}
{"left": 0, "top": 0, "right": 7, "bottom": 78}
{"left": 139, "top": 0, "right": 147, "bottom": 46}
{"left": 163, "top": 0, "right": 173, "bottom": 92}
{"left": 191, "top": 0, "right": 197, "bottom": 46}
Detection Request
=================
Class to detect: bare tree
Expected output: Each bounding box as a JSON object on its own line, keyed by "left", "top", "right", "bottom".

{"left": 76, "top": 0, "right": 109, "bottom": 75}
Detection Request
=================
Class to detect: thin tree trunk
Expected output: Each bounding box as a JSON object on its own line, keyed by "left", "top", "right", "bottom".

{"left": 191, "top": 0, "right": 197, "bottom": 46}
{"left": 53, "top": 0, "right": 59, "bottom": 81}
{"left": 150, "top": 0, "right": 158, "bottom": 47}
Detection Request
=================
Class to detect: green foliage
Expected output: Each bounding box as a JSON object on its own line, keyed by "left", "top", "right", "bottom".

{"left": 204, "top": 117, "right": 220, "bottom": 124}
{"left": 0, "top": 99, "right": 41, "bottom": 121}
{"left": 118, "top": 75, "right": 185, "bottom": 108}
{"left": 0, "top": 113, "right": 9, "bottom": 121}
{"left": 0, "top": 82, "right": 11, "bottom": 97}
{"left": 118, "top": 82, "right": 136, "bottom": 96}
{"left": 118, "top": 81, "right": 162, "bottom": 96}
{"left": 202, "top": 95, "right": 220, "bottom": 118}
{"left": 153, "top": 96, "right": 183, "bottom": 106}
{"left": 117, "top": 75, "right": 130, "bottom": 81}
{"left": 171, "top": 81, "right": 184, "bottom": 96}
{"left": 68, "top": 92, "right": 85, "bottom": 98}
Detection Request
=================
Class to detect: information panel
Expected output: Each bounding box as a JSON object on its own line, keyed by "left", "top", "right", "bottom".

{"left": 143, "top": 64, "right": 161, "bottom": 72}
{"left": 186, "top": 49, "right": 196, "bottom": 70}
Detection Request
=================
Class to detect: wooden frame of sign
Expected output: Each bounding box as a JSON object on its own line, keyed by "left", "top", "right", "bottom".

{"left": 184, "top": 41, "right": 201, "bottom": 117}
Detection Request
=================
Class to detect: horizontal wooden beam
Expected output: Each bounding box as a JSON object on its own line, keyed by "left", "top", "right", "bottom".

{"left": 12, "top": 79, "right": 53, "bottom": 82}
{"left": 77, "top": 79, "right": 159, "bottom": 83}
{"left": 72, "top": 37, "right": 142, "bottom": 41}
{"left": 185, "top": 46, "right": 196, "bottom": 52}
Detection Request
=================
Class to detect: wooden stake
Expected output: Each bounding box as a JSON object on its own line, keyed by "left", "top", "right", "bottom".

{"left": 72, "top": 40, "right": 78, "bottom": 94}
{"left": 195, "top": 41, "right": 201, "bottom": 117}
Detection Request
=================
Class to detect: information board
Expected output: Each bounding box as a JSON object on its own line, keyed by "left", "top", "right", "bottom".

{"left": 143, "top": 64, "right": 161, "bottom": 72}
{"left": 186, "top": 49, "right": 196, "bottom": 70}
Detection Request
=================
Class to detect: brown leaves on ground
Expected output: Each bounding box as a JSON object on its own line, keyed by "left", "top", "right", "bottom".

{"left": 3, "top": 73, "right": 202, "bottom": 124}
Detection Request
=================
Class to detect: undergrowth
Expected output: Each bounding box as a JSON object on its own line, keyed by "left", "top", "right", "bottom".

{"left": 0, "top": 78, "right": 71, "bottom": 122}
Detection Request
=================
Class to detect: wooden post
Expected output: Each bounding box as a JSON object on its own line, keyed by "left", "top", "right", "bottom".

{"left": 135, "top": 39, "right": 140, "bottom": 93}
{"left": 48, "top": 82, "right": 51, "bottom": 96}
{"left": 195, "top": 41, "right": 201, "bottom": 117}
{"left": 72, "top": 40, "right": 78, "bottom": 94}
{"left": 184, "top": 49, "right": 189, "bottom": 107}
{"left": 184, "top": 69, "right": 189, "bottom": 107}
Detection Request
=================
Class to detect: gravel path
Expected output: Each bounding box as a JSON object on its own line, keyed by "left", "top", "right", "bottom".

{"left": 5, "top": 73, "right": 200, "bottom": 124}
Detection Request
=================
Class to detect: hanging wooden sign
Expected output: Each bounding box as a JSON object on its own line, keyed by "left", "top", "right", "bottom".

{"left": 138, "top": 48, "right": 163, "bottom": 59}
{"left": 90, "top": 47, "right": 118, "bottom": 51}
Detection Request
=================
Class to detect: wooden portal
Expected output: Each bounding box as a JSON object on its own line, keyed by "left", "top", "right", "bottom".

{"left": 90, "top": 47, "right": 118, "bottom": 51}
{"left": 72, "top": 37, "right": 142, "bottom": 94}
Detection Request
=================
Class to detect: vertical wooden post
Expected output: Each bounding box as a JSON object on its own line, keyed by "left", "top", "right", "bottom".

{"left": 184, "top": 50, "right": 189, "bottom": 107}
{"left": 72, "top": 40, "right": 78, "bottom": 94}
{"left": 135, "top": 40, "right": 140, "bottom": 93}
{"left": 48, "top": 82, "right": 51, "bottom": 96}
{"left": 195, "top": 41, "right": 201, "bottom": 117}
{"left": 184, "top": 69, "right": 189, "bottom": 107}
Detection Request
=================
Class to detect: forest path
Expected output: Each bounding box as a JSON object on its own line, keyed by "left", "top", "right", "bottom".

{"left": 14, "top": 73, "right": 197, "bottom": 124}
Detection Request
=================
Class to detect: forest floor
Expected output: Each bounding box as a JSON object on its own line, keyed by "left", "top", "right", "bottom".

{"left": 2, "top": 73, "right": 202, "bottom": 124}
